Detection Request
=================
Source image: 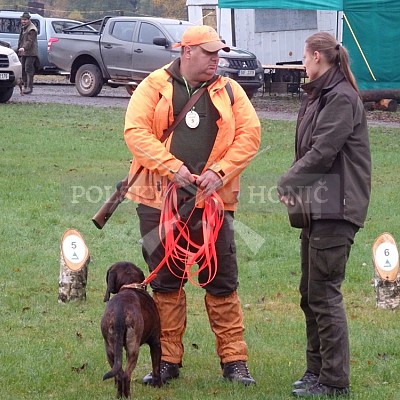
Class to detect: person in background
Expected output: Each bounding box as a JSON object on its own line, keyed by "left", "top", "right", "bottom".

{"left": 123, "top": 25, "right": 261, "bottom": 385}
{"left": 277, "top": 32, "right": 371, "bottom": 398}
{"left": 17, "top": 12, "right": 39, "bottom": 94}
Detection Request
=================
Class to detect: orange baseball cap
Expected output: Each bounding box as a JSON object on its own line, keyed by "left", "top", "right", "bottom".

{"left": 172, "top": 25, "right": 230, "bottom": 52}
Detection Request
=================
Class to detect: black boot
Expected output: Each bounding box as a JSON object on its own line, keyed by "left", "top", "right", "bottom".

{"left": 222, "top": 361, "right": 256, "bottom": 386}
{"left": 293, "top": 371, "right": 319, "bottom": 389}
{"left": 23, "top": 74, "right": 33, "bottom": 94}
{"left": 142, "top": 361, "right": 180, "bottom": 385}
{"left": 293, "top": 382, "right": 350, "bottom": 397}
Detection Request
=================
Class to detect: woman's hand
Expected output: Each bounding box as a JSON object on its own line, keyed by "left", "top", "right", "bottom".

{"left": 278, "top": 194, "right": 295, "bottom": 207}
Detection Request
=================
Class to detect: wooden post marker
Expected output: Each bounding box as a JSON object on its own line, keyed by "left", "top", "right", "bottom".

{"left": 58, "top": 228, "right": 90, "bottom": 303}
{"left": 372, "top": 232, "right": 400, "bottom": 309}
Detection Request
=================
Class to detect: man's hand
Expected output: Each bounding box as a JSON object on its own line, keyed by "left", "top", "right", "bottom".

{"left": 196, "top": 170, "right": 223, "bottom": 197}
{"left": 172, "top": 164, "right": 196, "bottom": 187}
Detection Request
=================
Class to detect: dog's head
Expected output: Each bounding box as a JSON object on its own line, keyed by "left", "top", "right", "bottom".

{"left": 103, "top": 261, "right": 146, "bottom": 302}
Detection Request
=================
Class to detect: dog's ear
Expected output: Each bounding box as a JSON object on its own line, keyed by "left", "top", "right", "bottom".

{"left": 103, "top": 268, "right": 114, "bottom": 302}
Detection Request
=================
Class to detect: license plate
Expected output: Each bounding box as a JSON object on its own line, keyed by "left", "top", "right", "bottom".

{"left": 0, "top": 73, "right": 9, "bottom": 80}
{"left": 238, "top": 70, "right": 255, "bottom": 77}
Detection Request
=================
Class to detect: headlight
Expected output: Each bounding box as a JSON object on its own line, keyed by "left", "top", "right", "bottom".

{"left": 9, "top": 52, "right": 20, "bottom": 64}
{"left": 218, "top": 58, "right": 230, "bottom": 68}
{"left": 256, "top": 59, "right": 262, "bottom": 69}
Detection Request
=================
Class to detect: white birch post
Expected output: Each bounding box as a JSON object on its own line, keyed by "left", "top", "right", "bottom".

{"left": 372, "top": 232, "right": 400, "bottom": 309}
{"left": 58, "top": 228, "right": 90, "bottom": 303}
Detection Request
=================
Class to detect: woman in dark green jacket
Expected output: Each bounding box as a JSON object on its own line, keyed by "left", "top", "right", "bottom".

{"left": 278, "top": 32, "right": 371, "bottom": 398}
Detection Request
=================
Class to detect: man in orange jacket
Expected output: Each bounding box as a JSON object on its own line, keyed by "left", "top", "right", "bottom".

{"left": 124, "top": 25, "right": 261, "bottom": 385}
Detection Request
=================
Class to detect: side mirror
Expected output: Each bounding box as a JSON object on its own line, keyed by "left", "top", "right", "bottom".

{"left": 153, "top": 37, "right": 168, "bottom": 47}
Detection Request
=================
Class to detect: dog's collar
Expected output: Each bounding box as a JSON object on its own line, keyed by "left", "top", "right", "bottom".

{"left": 121, "top": 283, "right": 147, "bottom": 291}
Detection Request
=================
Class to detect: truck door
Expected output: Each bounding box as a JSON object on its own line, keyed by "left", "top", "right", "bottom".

{"left": 100, "top": 20, "right": 136, "bottom": 79}
{"left": 131, "top": 21, "right": 178, "bottom": 81}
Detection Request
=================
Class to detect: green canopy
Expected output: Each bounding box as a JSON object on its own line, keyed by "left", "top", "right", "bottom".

{"left": 217, "top": 0, "right": 400, "bottom": 11}
{"left": 217, "top": 0, "right": 400, "bottom": 90}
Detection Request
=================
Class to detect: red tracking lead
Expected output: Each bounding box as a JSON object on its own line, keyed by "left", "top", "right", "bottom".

{"left": 142, "top": 181, "right": 225, "bottom": 287}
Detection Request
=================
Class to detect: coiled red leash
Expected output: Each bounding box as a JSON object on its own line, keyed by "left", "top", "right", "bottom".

{"left": 142, "top": 180, "right": 225, "bottom": 287}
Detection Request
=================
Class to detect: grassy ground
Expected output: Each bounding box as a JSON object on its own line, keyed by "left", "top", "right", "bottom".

{"left": 1, "top": 103, "right": 400, "bottom": 399}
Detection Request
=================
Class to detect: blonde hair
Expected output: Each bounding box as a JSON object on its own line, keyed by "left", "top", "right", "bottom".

{"left": 305, "top": 32, "right": 359, "bottom": 95}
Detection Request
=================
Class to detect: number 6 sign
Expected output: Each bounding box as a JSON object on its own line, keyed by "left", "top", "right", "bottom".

{"left": 372, "top": 232, "right": 399, "bottom": 282}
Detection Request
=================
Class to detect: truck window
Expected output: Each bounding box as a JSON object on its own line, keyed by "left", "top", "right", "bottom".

{"left": 51, "top": 20, "right": 95, "bottom": 34}
{"left": 138, "top": 23, "right": 164, "bottom": 45}
{"left": 0, "top": 18, "right": 40, "bottom": 34}
{"left": 111, "top": 21, "right": 136, "bottom": 42}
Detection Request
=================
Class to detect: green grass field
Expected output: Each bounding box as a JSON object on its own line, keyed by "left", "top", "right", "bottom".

{"left": 1, "top": 103, "right": 400, "bottom": 399}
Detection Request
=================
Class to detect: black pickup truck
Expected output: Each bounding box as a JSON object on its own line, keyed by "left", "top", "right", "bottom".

{"left": 48, "top": 16, "right": 264, "bottom": 98}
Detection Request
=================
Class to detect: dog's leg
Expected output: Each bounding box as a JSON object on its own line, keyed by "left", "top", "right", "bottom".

{"left": 17, "top": 79, "right": 24, "bottom": 95}
{"left": 102, "top": 314, "right": 125, "bottom": 397}
{"left": 124, "top": 329, "right": 141, "bottom": 397}
{"left": 148, "top": 337, "right": 162, "bottom": 387}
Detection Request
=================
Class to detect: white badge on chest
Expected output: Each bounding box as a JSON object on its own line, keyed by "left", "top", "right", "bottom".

{"left": 185, "top": 110, "right": 200, "bottom": 129}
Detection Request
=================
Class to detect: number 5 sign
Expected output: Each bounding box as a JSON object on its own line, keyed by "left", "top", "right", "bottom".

{"left": 373, "top": 232, "right": 399, "bottom": 282}
{"left": 61, "top": 228, "right": 89, "bottom": 272}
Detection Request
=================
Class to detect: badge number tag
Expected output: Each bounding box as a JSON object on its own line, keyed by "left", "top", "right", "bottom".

{"left": 61, "top": 229, "right": 89, "bottom": 271}
{"left": 375, "top": 242, "right": 399, "bottom": 272}
{"left": 185, "top": 110, "right": 200, "bottom": 129}
{"left": 373, "top": 232, "right": 399, "bottom": 281}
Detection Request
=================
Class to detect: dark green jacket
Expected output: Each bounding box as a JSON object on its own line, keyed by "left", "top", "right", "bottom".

{"left": 278, "top": 66, "right": 371, "bottom": 227}
{"left": 17, "top": 21, "right": 38, "bottom": 57}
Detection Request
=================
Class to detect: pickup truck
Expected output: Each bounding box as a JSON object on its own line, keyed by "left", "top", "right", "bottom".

{"left": 48, "top": 16, "right": 264, "bottom": 98}
{"left": 0, "top": 10, "right": 96, "bottom": 74}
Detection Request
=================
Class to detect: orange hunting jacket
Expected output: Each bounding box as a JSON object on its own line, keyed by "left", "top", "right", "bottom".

{"left": 124, "top": 65, "right": 261, "bottom": 211}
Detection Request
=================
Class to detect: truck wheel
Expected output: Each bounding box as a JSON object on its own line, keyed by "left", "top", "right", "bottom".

{"left": 126, "top": 85, "right": 136, "bottom": 95}
{"left": 76, "top": 64, "right": 103, "bottom": 97}
{"left": 0, "top": 87, "right": 14, "bottom": 103}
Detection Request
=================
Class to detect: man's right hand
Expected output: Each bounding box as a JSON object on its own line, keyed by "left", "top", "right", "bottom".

{"left": 172, "top": 165, "right": 196, "bottom": 188}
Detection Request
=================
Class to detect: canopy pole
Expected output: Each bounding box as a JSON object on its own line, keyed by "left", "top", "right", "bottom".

{"left": 343, "top": 12, "right": 376, "bottom": 81}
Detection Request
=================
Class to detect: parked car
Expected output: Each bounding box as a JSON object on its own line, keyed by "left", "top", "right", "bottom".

{"left": 48, "top": 16, "right": 264, "bottom": 98}
{"left": 0, "top": 10, "right": 95, "bottom": 74}
{"left": 0, "top": 41, "right": 22, "bottom": 102}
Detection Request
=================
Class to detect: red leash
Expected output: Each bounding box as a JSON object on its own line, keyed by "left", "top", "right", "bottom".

{"left": 142, "top": 181, "right": 225, "bottom": 287}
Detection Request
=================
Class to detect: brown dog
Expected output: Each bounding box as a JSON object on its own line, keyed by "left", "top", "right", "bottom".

{"left": 16, "top": 78, "right": 24, "bottom": 95}
{"left": 101, "top": 261, "right": 162, "bottom": 398}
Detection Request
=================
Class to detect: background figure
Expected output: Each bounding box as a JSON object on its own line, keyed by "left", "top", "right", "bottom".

{"left": 17, "top": 12, "right": 39, "bottom": 94}
{"left": 124, "top": 25, "right": 260, "bottom": 386}
{"left": 277, "top": 32, "right": 371, "bottom": 398}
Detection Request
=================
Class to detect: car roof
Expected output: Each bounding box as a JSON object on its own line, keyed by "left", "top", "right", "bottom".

{"left": 109, "top": 16, "right": 193, "bottom": 25}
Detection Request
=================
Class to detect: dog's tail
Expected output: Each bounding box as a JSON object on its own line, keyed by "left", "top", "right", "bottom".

{"left": 103, "top": 310, "right": 125, "bottom": 381}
